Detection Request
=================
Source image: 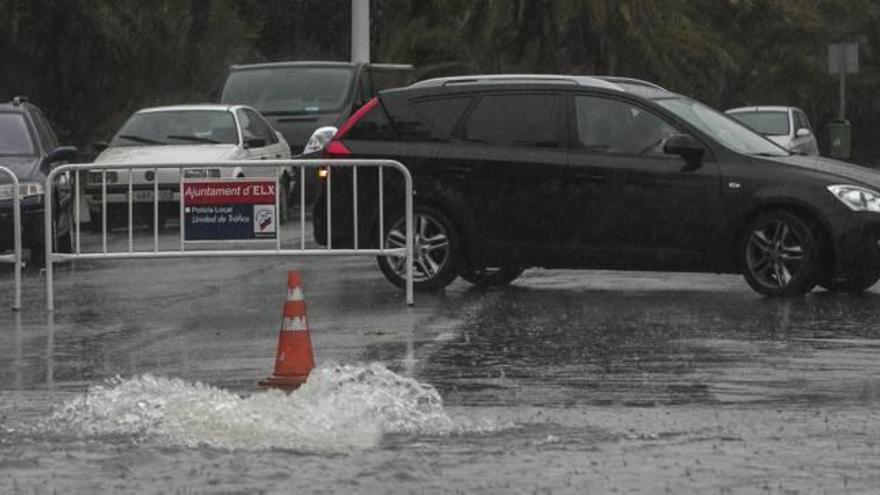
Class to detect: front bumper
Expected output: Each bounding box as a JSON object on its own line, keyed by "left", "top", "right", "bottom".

{"left": 0, "top": 197, "right": 45, "bottom": 250}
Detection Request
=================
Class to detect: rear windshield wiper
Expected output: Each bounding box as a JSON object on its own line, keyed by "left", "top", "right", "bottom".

{"left": 118, "top": 134, "right": 163, "bottom": 145}
{"left": 166, "top": 135, "right": 222, "bottom": 144}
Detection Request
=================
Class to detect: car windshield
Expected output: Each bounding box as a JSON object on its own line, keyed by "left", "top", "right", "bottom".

{"left": 110, "top": 110, "right": 238, "bottom": 147}
{"left": 656, "top": 98, "right": 790, "bottom": 156}
{"left": 0, "top": 112, "right": 35, "bottom": 155}
{"left": 220, "top": 66, "right": 354, "bottom": 115}
{"left": 728, "top": 111, "right": 790, "bottom": 136}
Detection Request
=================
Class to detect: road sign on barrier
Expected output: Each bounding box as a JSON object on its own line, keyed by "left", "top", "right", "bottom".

{"left": 183, "top": 179, "right": 277, "bottom": 241}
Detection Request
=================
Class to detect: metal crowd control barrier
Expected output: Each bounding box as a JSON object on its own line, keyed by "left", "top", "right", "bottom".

{"left": 44, "top": 159, "right": 414, "bottom": 311}
{"left": 0, "top": 166, "right": 22, "bottom": 310}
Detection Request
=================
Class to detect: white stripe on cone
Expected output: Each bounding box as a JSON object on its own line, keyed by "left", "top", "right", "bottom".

{"left": 287, "top": 286, "right": 305, "bottom": 302}
{"left": 282, "top": 316, "right": 308, "bottom": 332}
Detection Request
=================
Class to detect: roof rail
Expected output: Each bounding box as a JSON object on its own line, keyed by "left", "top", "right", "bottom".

{"left": 12, "top": 96, "right": 27, "bottom": 106}
{"left": 593, "top": 77, "right": 667, "bottom": 91}
{"left": 410, "top": 74, "right": 622, "bottom": 90}
{"left": 442, "top": 75, "right": 580, "bottom": 86}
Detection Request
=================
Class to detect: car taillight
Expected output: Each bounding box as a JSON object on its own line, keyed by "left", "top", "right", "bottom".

{"left": 321, "top": 97, "right": 379, "bottom": 159}
{"left": 323, "top": 140, "right": 351, "bottom": 158}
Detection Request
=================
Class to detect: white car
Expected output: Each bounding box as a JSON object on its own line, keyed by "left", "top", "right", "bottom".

{"left": 725, "top": 106, "right": 820, "bottom": 156}
{"left": 86, "top": 104, "right": 293, "bottom": 229}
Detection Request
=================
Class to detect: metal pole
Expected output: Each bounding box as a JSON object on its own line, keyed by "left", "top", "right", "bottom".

{"left": 0, "top": 167, "right": 22, "bottom": 310}
{"left": 45, "top": 170, "right": 55, "bottom": 312}
{"left": 12, "top": 174, "right": 20, "bottom": 311}
{"left": 404, "top": 168, "right": 414, "bottom": 306}
{"left": 351, "top": 0, "right": 370, "bottom": 64}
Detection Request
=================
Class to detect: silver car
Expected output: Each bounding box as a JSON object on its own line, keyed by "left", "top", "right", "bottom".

{"left": 726, "top": 106, "right": 820, "bottom": 156}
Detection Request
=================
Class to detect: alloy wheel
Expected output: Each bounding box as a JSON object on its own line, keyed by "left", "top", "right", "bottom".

{"left": 745, "top": 219, "right": 806, "bottom": 290}
{"left": 384, "top": 213, "right": 451, "bottom": 283}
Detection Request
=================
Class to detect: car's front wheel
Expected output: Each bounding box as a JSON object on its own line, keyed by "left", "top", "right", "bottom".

{"left": 377, "top": 207, "right": 460, "bottom": 292}
{"left": 741, "top": 210, "right": 820, "bottom": 297}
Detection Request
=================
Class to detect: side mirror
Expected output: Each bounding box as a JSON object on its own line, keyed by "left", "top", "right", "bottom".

{"left": 664, "top": 134, "right": 705, "bottom": 170}
{"left": 47, "top": 145, "right": 78, "bottom": 163}
{"left": 664, "top": 134, "right": 705, "bottom": 158}
{"left": 93, "top": 141, "right": 109, "bottom": 153}
{"left": 244, "top": 137, "right": 267, "bottom": 149}
{"left": 795, "top": 127, "right": 811, "bottom": 138}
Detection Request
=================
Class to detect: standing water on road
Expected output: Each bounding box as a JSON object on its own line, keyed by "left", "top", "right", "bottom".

{"left": 19, "top": 364, "right": 506, "bottom": 453}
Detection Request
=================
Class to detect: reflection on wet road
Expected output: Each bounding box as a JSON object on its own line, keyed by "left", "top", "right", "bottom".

{"left": 2, "top": 249, "right": 880, "bottom": 492}
{"left": 415, "top": 283, "right": 880, "bottom": 408}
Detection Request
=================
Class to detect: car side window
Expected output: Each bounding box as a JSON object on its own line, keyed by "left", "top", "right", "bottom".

{"left": 238, "top": 109, "right": 279, "bottom": 144}
{"left": 29, "top": 107, "right": 59, "bottom": 151}
{"left": 409, "top": 96, "right": 472, "bottom": 141}
{"left": 794, "top": 110, "right": 811, "bottom": 132}
{"left": 462, "top": 94, "right": 560, "bottom": 148}
{"left": 574, "top": 96, "right": 678, "bottom": 156}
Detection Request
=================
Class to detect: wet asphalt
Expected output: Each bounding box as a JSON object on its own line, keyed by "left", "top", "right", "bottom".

{"left": 2, "top": 222, "right": 880, "bottom": 493}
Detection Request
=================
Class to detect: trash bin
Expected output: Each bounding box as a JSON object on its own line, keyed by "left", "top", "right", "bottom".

{"left": 828, "top": 119, "right": 851, "bottom": 159}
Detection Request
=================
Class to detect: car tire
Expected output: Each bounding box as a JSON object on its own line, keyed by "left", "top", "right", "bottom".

{"left": 740, "top": 210, "right": 820, "bottom": 297}
{"left": 459, "top": 266, "right": 524, "bottom": 287}
{"left": 377, "top": 207, "right": 460, "bottom": 292}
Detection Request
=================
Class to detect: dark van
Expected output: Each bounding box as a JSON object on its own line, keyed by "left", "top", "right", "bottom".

{"left": 219, "top": 61, "right": 414, "bottom": 156}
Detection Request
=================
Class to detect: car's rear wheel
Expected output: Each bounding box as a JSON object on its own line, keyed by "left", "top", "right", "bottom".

{"left": 741, "top": 210, "right": 820, "bottom": 297}
{"left": 377, "top": 207, "right": 459, "bottom": 292}
{"left": 459, "top": 266, "right": 524, "bottom": 287}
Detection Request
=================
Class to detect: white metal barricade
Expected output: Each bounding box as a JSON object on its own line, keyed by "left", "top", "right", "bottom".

{"left": 44, "top": 159, "right": 413, "bottom": 311}
{"left": 0, "top": 166, "right": 22, "bottom": 310}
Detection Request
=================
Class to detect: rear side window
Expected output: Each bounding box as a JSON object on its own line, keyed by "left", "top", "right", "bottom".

{"left": 345, "top": 102, "right": 397, "bottom": 141}
{"left": 408, "top": 97, "right": 472, "bottom": 141}
{"left": 462, "top": 94, "right": 561, "bottom": 148}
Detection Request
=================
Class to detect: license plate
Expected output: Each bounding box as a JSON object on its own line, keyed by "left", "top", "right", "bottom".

{"left": 127, "top": 190, "right": 173, "bottom": 203}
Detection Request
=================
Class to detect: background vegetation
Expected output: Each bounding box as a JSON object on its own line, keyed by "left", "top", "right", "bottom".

{"left": 1, "top": 0, "right": 878, "bottom": 164}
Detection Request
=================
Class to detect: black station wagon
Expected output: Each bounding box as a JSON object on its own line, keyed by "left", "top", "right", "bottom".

{"left": 314, "top": 75, "right": 880, "bottom": 297}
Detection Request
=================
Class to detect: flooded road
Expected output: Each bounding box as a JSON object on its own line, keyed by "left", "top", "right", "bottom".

{"left": 2, "top": 233, "right": 880, "bottom": 492}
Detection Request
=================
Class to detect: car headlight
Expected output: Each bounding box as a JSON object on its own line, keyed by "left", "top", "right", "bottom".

{"left": 302, "top": 126, "right": 338, "bottom": 155}
{"left": 0, "top": 182, "right": 44, "bottom": 201}
{"left": 828, "top": 185, "right": 880, "bottom": 212}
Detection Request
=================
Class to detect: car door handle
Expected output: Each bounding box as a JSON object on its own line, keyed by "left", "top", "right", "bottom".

{"left": 572, "top": 173, "right": 605, "bottom": 182}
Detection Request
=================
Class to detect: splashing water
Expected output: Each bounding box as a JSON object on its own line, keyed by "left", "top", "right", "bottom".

{"left": 39, "top": 363, "right": 499, "bottom": 452}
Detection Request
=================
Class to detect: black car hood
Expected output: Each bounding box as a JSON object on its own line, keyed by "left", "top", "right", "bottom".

{"left": 760, "top": 154, "right": 880, "bottom": 190}
{"left": 0, "top": 156, "right": 41, "bottom": 183}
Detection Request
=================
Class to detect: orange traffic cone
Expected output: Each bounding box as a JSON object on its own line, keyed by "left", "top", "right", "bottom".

{"left": 258, "top": 271, "right": 316, "bottom": 391}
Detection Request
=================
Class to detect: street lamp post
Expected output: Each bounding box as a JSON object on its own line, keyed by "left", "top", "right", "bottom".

{"left": 351, "top": 0, "right": 370, "bottom": 64}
